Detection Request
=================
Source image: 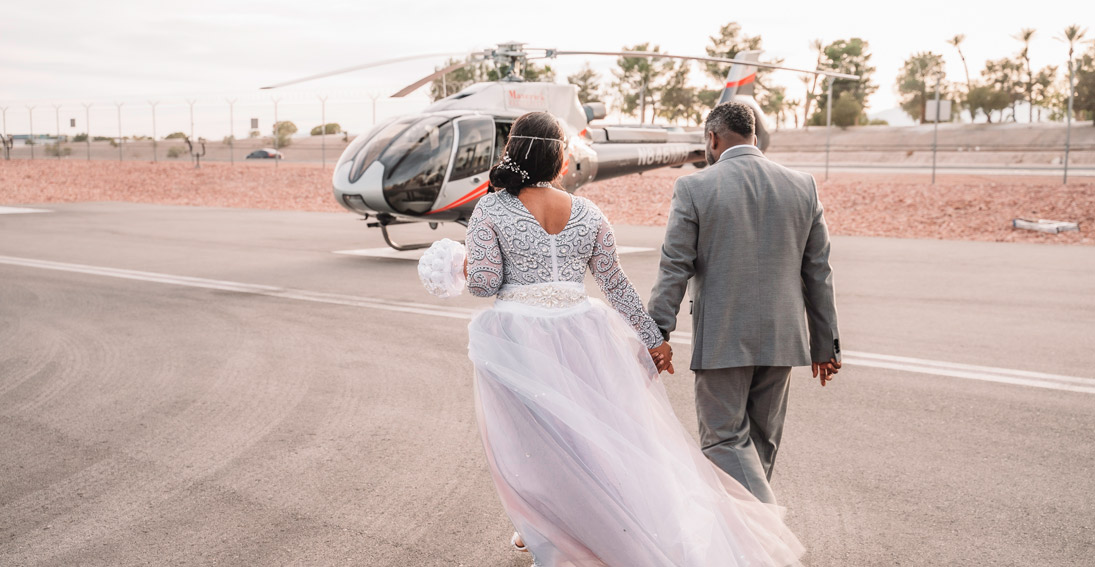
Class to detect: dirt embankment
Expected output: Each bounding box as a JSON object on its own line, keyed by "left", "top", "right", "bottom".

{"left": 1, "top": 160, "right": 1092, "bottom": 246}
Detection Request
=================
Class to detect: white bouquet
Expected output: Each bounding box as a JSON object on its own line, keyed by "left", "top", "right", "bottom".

{"left": 418, "top": 238, "right": 467, "bottom": 298}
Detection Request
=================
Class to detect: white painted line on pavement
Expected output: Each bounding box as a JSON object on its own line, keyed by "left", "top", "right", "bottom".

{"left": 2, "top": 253, "right": 1091, "bottom": 395}
{"left": 334, "top": 245, "right": 654, "bottom": 261}
{"left": 0, "top": 206, "right": 52, "bottom": 214}
{"left": 668, "top": 332, "right": 1095, "bottom": 395}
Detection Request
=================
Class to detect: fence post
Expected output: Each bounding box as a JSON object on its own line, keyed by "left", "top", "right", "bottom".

{"left": 1064, "top": 59, "right": 1074, "bottom": 185}
{"left": 227, "top": 98, "right": 236, "bottom": 165}
{"left": 27, "top": 106, "right": 35, "bottom": 160}
{"left": 824, "top": 77, "right": 833, "bottom": 182}
{"left": 82, "top": 103, "right": 92, "bottom": 161}
{"left": 53, "top": 104, "right": 62, "bottom": 160}
{"left": 272, "top": 97, "right": 280, "bottom": 170}
{"left": 149, "top": 101, "right": 159, "bottom": 162}
{"left": 931, "top": 78, "right": 941, "bottom": 185}
{"left": 115, "top": 102, "right": 124, "bottom": 162}
{"left": 319, "top": 95, "right": 327, "bottom": 169}
{"left": 0, "top": 106, "right": 7, "bottom": 160}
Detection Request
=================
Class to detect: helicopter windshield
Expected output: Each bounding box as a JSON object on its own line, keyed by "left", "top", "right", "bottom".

{"left": 450, "top": 117, "right": 494, "bottom": 180}
{"left": 380, "top": 116, "right": 455, "bottom": 215}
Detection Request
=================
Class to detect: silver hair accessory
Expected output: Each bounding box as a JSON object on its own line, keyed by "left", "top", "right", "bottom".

{"left": 532, "top": 181, "right": 553, "bottom": 188}
{"left": 509, "top": 135, "right": 566, "bottom": 158}
{"left": 497, "top": 153, "right": 529, "bottom": 181}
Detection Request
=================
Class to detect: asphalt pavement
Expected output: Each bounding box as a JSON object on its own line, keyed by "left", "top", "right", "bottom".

{"left": 1, "top": 202, "right": 1092, "bottom": 566}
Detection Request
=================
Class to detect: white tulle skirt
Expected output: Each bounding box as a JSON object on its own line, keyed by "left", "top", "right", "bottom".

{"left": 468, "top": 284, "right": 805, "bottom": 567}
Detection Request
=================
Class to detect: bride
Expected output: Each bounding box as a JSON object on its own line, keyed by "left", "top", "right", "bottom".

{"left": 460, "top": 111, "right": 803, "bottom": 566}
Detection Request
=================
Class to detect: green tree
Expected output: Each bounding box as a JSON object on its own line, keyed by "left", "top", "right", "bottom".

{"left": 310, "top": 123, "right": 341, "bottom": 136}
{"left": 690, "top": 88, "right": 722, "bottom": 125}
{"left": 73, "top": 132, "right": 88, "bottom": 142}
{"left": 1013, "top": 28, "right": 1036, "bottom": 122}
{"left": 967, "top": 83, "right": 1011, "bottom": 123}
{"left": 612, "top": 43, "right": 674, "bottom": 122}
{"left": 657, "top": 61, "right": 697, "bottom": 125}
{"left": 702, "top": 22, "right": 783, "bottom": 100}
{"left": 1030, "top": 66, "right": 1058, "bottom": 121}
{"left": 810, "top": 38, "right": 878, "bottom": 125}
{"left": 273, "top": 121, "right": 297, "bottom": 147}
{"left": 430, "top": 55, "right": 490, "bottom": 101}
{"left": 1074, "top": 45, "right": 1095, "bottom": 124}
{"left": 165, "top": 132, "right": 186, "bottom": 140}
{"left": 831, "top": 91, "right": 862, "bottom": 128}
{"left": 567, "top": 62, "right": 602, "bottom": 104}
{"left": 758, "top": 85, "right": 788, "bottom": 129}
{"left": 947, "top": 34, "right": 973, "bottom": 119}
{"left": 981, "top": 57, "right": 1024, "bottom": 121}
{"left": 897, "top": 51, "right": 947, "bottom": 123}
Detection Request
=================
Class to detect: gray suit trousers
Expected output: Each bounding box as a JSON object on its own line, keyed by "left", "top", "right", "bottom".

{"left": 694, "top": 366, "right": 791, "bottom": 505}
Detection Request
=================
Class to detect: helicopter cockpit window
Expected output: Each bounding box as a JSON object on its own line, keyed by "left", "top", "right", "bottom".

{"left": 450, "top": 117, "right": 494, "bottom": 181}
{"left": 493, "top": 121, "right": 512, "bottom": 165}
{"left": 348, "top": 117, "right": 414, "bottom": 184}
{"left": 379, "top": 116, "right": 455, "bottom": 215}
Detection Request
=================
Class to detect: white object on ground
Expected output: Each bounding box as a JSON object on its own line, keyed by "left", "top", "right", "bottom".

{"left": 1012, "top": 218, "right": 1079, "bottom": 234}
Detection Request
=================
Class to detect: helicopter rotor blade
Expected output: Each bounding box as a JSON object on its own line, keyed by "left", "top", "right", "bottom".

{"left": 552, "top": 50, "right": 860, "bottom": 80}
{"left": 390, "top": 57, "right": 488, "bottom": 98}
{"left": 260, "top": 52, "right": 470, "bottom": 90}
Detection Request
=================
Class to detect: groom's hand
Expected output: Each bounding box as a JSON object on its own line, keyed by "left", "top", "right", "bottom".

{"left": 812, "top": 358, "right": 841, "bottom": 387}
{"left": 649, "top": 343, "right": 675, "bottom": 375}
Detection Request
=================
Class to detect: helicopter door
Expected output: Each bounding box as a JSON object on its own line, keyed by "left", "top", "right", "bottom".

{"left": 429, "top": 116, "right": 495, "bottom": 218}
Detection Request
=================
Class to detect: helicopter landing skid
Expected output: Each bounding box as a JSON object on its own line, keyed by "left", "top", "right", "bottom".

{"left": 367, "top": 216, "right": 466, "bottom": 252}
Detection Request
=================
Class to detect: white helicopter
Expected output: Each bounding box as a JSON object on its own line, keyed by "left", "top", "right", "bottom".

{"left": 263, "top": 42, "right": 857, "bottom": 250}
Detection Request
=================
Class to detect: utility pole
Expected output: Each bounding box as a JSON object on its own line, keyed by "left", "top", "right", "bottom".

{"left": 369, "top": 92, "right": 380, "bottom": 126}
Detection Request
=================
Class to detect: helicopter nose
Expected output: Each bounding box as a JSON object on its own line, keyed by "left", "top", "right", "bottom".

{"left": 334, "top": 158, "right": 388, "bottom": 214}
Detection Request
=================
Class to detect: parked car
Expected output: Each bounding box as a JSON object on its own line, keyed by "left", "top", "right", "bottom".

{"left": 246, "top": 148, "right": 284, "bottom": 160}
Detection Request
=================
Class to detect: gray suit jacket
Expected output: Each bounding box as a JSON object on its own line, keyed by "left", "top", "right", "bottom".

{"left": 647, "top": 145, "right": 840, "bottom": 370}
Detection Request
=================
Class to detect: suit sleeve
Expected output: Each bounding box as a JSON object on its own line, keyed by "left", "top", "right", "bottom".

{"left": 801, "top": 176, "right": 841, "bottom": 362}
{"left": 647, "top": 176, "right": 699, "bottom": 342}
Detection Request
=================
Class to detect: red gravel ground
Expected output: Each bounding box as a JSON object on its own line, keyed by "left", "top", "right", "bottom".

{"left": 1, "top": 160, "right": 1092, "bottom": 246}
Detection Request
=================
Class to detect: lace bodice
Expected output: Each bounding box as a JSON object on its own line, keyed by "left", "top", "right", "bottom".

{"left": 465, "top": 190, "right": 663, "bottom": 349}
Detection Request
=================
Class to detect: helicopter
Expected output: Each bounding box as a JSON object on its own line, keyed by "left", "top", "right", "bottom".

{"left": 262, "top": 42, "right": 857, "bottom": 250}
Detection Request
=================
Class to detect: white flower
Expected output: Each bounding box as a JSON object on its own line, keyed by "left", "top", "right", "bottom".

{"left": 418, "top": 238, "right": 467, "bottom": 298}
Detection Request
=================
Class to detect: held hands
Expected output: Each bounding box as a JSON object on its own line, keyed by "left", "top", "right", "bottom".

{"left": 812, "top": 357, "right": 842, "bottom": 387}
{"left": 648, "top": 342, "right": 675, "bottom": 375}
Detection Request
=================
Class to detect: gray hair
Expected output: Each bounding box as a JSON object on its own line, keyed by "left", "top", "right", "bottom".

{"left": 705, "top": 101, "right": 755, "bottom": 139}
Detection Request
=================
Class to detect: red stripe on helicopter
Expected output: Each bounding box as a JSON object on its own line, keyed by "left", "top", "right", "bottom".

{"left": 428, "top": 181, "right": 490, "bottom": 215}
{"left": 725, "top": 73, "right": 756, "bottom": 88}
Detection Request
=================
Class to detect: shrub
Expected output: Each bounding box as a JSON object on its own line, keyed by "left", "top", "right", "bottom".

{"left": 166, "top": 146, "right": 186, "bottom": 158}
{"left": 310, "top": 123, "right": 342, "bottom": 136}
{"left": 44, "top": 143, "right": 73, "bottom": 157}
{"left": 165, "top": 132, "right": 187, "bottom": 139}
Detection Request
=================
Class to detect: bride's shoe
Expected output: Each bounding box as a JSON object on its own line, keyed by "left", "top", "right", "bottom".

{"left": 511, "top": 531, "right": 528, "bottom": 552}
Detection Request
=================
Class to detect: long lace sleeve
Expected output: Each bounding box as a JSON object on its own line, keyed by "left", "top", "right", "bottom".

{"left": 465, "top": 200, "right": 504, "bottom": 297}
{"left": 589, "top": 217, "right": 664, "bottom": 349}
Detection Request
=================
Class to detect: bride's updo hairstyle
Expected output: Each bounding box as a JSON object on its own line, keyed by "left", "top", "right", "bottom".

{"left": 489, "top": 111, "right": 566, "bottom": 196}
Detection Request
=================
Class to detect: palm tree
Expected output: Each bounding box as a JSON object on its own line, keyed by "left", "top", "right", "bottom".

{"left": 1013, "top": 28, "right": 1036, "bottom": 121}
{"left": 946, "top": 34, "right": 972, "bottom": 120}
{"left": 802, "top": 39, "right": 824, "bottom": 130}
{"left": 1058, "top": 25, "right": 1088, "bottom": 124}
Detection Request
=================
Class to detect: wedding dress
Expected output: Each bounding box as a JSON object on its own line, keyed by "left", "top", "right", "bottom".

{"left": 465, "top": 190, "right": 804, "bottom": 567}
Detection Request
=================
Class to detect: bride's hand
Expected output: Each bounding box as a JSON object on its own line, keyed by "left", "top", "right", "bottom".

{"left": 648, "top": 342, "right": 675, "bottom": 374}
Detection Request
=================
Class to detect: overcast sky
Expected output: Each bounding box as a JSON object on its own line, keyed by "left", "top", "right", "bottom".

{"left": 1, "top": 0, "right": 1089, "bottom": 136}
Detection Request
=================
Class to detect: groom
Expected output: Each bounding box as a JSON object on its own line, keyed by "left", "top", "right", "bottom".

{"left": 647, "top": 101, "right": 841, "bottom": 505}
